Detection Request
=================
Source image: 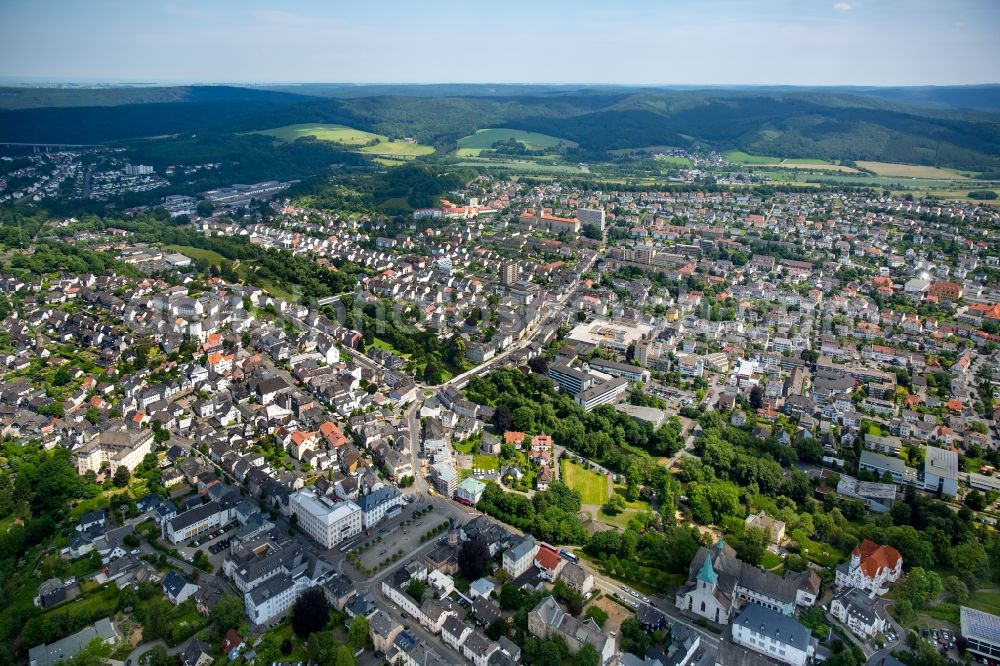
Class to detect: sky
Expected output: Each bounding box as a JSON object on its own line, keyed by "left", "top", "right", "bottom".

{"left": 1, "top": 0, "right": 998, "bottom": 86}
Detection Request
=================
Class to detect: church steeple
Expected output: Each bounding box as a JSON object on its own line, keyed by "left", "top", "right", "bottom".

{"left": 697, "top": 554, "right": 718, "bottom": 585}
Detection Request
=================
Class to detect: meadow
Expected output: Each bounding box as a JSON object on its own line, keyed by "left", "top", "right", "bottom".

{"left": 856, "top": 161, "right": 973, "bottom": 179}
{"left": 254, "top": 123, "right": 434, "bottom": 158}
{"left": 456, "top": 128, "right": 569, "bottom": 156}
{"left": 560, "top": 459, "right": 610, "bottom": 505}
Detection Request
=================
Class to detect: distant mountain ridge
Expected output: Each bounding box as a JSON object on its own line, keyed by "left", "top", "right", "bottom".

{"left": 1, "top": 84, "right": 998, "bottom": 169}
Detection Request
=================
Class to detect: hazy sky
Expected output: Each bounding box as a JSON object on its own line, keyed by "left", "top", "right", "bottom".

{"left": 1, "top": 0, "right": 998, "bottom": 86}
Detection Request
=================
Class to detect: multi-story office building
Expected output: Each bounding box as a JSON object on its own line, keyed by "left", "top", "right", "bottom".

{"left": 288, "top": 488, "right": 362, "bottom": 549}
{"left": 577, "top": 207, "right": 606, "bottom": 231}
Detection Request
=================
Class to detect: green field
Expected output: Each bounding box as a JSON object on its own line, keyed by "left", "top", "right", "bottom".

{"left": 725, "top": 150, "right": 782, "bottom": 165}
{"left": 656, "top": 155, "right": 694, "bottom": 167}
{"left": 456, "top": 128, "right": 569, "bottom": 156}
{"left": 966, "top": 590, "right": 1000, "bottom": 615}
{"left": 473, "top": 454, "right": 499, "bottom": 471}
{"left": 164, "top": 244, "right": 227, "bottom": 266}
{"left": 254, "top": 123, "right": 434, "bottom": 158}
{"left": 561, "top": 460, "right": 610, "bottom": 505}
{"left": 453, "top": 159, "right": 586, "bottom": 174}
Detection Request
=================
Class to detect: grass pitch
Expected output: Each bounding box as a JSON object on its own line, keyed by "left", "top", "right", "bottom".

{"left": 560, "top": 459, "right": 610, "bottom": 505}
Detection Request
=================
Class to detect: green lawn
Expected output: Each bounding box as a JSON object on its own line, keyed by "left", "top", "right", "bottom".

{"left": 725, "top": 150, "right": 782, "bottom": 165}
{"left": 656, "top": 155, "right": 693, "bottom": 167}
{"left": 597, "top": 507, "right": 644, "bottom": 529}
{"left": 254, "top": 123, "right": 434, "bottom": 157}
{"left": 456, "top": 128, "right": 568, "bottom": 156}
{"left": 164, "top": 244, "right": 227, "bottom": 267}
{"left": 472, "top": 454, "right": 499, "bottom": 471}
{"left": 967, "top": 590, "right": 1000, "bottom": 615}
{"left": 561, "top": 460, "right": 610, "bottom": 505}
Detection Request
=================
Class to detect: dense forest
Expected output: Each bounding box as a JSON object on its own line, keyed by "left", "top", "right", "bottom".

{"left": 2, "top": 85, "right": 999, "bottom": 170}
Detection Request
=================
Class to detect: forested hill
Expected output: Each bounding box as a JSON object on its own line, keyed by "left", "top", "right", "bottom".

{"left": 1, "top": 84, "right": 999, "bottom": 170}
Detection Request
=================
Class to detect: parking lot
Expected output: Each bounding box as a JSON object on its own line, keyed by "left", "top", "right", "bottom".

{"left": 353, "top": 505, "right": 445, "bottom": 571}
{"left": 175, "top": 521, "right": 239, "bottom": 565}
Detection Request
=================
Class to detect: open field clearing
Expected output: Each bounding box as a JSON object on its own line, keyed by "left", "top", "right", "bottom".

{"left": 856, "top": 161, "right": 973, "bottom": 179}
{"left": 561, "top": 459, "right": 610, "bottom": 505}
{"left": 725, "top": 150, "right": 782, "bottom": 164}
{"left": 255, "top": 123, "right": 434, "bottom": 157}
{"left": 453, "top": 158, "right": 586, "bottom": 174}
{"left": 768, "top": 160, "right": 859, "bottom": 173}
{"left": 456, "top": 128, "right": 570, "bottom": 156}
{"left": 254, "top": 123, "right": 381, "bottom": 145}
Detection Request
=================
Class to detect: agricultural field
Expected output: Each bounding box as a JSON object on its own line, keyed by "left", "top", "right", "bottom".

{"left": 768, "top": 160, "right": 859, "bottom": 173}
{"left": 453, "top": 159, "right": 586, "bottom": 174}
{"left": 456, "top": 128, "right": 569, "bottom": 156}
{"left": 560, "top": 459, "right": 610, "bottom": 505}
{"left": 254, "top": 123, "right": 434, "bottom": 158}
{"left": 856, "top": 161, "right": 974, "bottom": 179}
{"left": 655, "top": 155, "right": 694, "bottom": 167}
{"left": 724, "top": 150, "right": 782, "bottom": 165}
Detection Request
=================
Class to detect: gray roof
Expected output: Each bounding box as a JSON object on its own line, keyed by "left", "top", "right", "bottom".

{"left": 925, "top": 445, "right": 958, "bottom": 480}
{"left": 715, "top": 639, "right": 776, "bottom": 666}
{"left": 504, "top": 535, "right": 536, "bottom": 562}
{"left": 167, "top": 501, "right": 222, "bottom": 532}
{"left": 961, "top": 606, "right": 1000, "bottom": 644}
{"left": 734, "top": 603, "right": 811, "bottom": 650}
{"left": 356, "top": 485, "right": 402, "bottom": 512}
{"left": 28, "top": 617, "right": 116, "bottom": 666}
{"left": 369, "top": 610, "right": 401, "bottom": 639}
{"left": 163, "top": 571, "right": 194, "bottom": 597}
{"left": 247, "top": 573, "right": 294, "bottom": 606}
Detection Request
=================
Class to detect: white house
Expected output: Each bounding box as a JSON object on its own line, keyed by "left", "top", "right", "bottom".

{"left": 730, "top": 604, "right": 814, "bottom": 666}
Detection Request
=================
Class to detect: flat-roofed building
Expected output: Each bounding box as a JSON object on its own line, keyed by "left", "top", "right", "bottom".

{"left": 961, "top": 606, "right": 1000, "bottom": 664}
{"left": 574, "top": 377, "right": 628, "bottom": 412}
{"left": 288, "top": 488, "right": 362, "bottom": 549}
{"left": 924, "top": 445, "right": 959, "bottom": 497}
{"left": 547, "top": 364, "right": 593, "bottom": 395}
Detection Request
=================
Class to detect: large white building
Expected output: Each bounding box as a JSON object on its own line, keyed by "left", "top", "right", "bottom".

{"left": 244, "top": 574, "right": 297, "bottom": 626}
{"left": 74, "top": 429, "right": 154, "bottom": 475}
{"left": 577, "top": 208, "right": 606, "bottom": 231}
{"left": 730, "top": 604, "right": 814, "bottom": 666}
{"left": 834, "top": 540, "right": 902, "bottom": 596}
{"left": 830, "top": 588, "right": 887, "bottom": 638}
{"left": 924, "top": 445, "right": 959, "bottom": 497}
{"left": 960, "top": 606, "right": 1000, "bottom": 665}
{"left": 288, "top": 488, "right": 362, "bottom": 549}
{"left": 163, "top": 501, "right": 235, "bottom": 544}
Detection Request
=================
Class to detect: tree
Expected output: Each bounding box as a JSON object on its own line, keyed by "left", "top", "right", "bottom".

{"left": 334, "top": 645, "right": 355, "bottom": 666}
{"left": 603, "top": 494, "right": 626, "bottom": 516}
{"left": 499, "top": 583, "right": 521, "bottom": 610}
{"left": 210, "top": 596, "right": 246, "bottom": 637}
{"left": 512, "top": 405, "right": 536, "bottom": 432}
{"left": 492, "top": 405, "right": 513, "bottom": 434}
{"left": 423, "top": 362, "right": 443, "bottom": 385}
{"left": 291, "top": 587, "right": 330, "bottom": 638}
{"left": 573, "top": 643, "right": 601, "bottom": 666}
{"left": 196, "top": 200, "right": 215, "bottom": 217}
{"left": 458, "top": 538, "right": 491, "bottom": 580}
{"left": 585, "top": 605, "right": 608, "bottom": 628}
{"left": 944, "top": 575, "right": 969, "bottom": 603}
{"left": 749, "top": 385, "right": 764, "bottom": 409}
{"left": 485, "top": 617, "right": 508, "bottom": 640}
{"left": 113, "top": 466, "right": 130, "bottom": 488}
{"left": 528, "top": 356, "right": 549, "bottom": 374}
{"left": 348, "top": 615, "right": 369, "bottom": 650}
{"left": 898, "top": 567, "right": 942, "bottom": 608}
{"left": 965, "top": 490, "right": 987, "bottom": 511}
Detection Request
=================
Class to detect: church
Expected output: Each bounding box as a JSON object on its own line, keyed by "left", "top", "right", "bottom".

{"left": 675, "top": 539, "right": 820, "bottom": 625}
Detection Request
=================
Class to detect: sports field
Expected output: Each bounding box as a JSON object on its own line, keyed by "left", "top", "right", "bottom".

{"left": 457, "top": 128, "right": 568, "bottom": 156}
{"left": 560, "top": 459, "right": 609, "bottom": 505}
{"left": 254, "top": 123, "right": 434, "bottom": 157}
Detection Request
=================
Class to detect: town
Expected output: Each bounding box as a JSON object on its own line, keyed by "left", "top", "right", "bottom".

{"left": 1, "top": 164, "right": 999, "bottom": 666}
